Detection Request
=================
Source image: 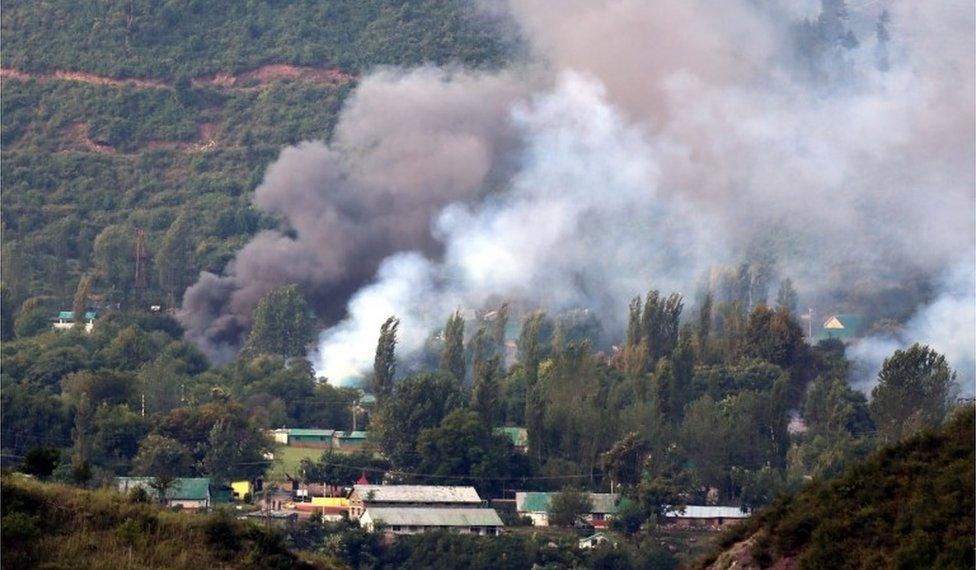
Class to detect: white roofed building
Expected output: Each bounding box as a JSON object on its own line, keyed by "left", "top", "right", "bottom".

{"left": 360, "top": 507, "right": 504, "bottom": 536}
{"left": 663, "top": 505, "right": 750, "bottom": 528}
{"left": 348, "top": 485, "right": 483, "bottom": 519}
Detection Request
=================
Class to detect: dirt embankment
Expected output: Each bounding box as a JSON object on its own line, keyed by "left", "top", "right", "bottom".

{"left": 0, "top": 64, "right": 355, "bottom": 90}
{"left": 702, "top": 533, "right": 797, "bottom": 570}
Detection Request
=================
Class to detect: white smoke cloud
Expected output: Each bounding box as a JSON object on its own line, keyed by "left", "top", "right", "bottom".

{"left": 179, "top": 0, "right": 974, "bottom": 386}
{"left": 314, "top": 72, "right": 720, "bottom": 382}
{"left": 849, "top": 261, "right": 976, "bottom": 396}
{"left": 311, "top": 2, "right": 973, "bottom": 385}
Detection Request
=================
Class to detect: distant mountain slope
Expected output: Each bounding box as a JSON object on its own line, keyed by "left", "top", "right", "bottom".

{"left": 0, "top": 476, "right": 343, "bottom": 569}
{"left": 0, "top": 0, "right": 515, "bottom": 312}
{"left": 1, "top": 0, "right": 514, "bottom": 79}
{"left": 701, "top": 408, "right": 975, "bottom": 570}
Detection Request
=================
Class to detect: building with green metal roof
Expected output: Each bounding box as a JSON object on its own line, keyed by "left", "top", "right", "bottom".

{"left": 493, "top": 427, "right": 528, "bottom": 452}
{"left": 115, "top": 477, "right": 211, "bottom": 510}
{"left": 515, "top": 491, "right": 620, "bottom": 528}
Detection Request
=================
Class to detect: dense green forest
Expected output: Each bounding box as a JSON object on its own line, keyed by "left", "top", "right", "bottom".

{"left": 1, "top": 0, "right": 514, "bottom": 315}
{"left": 700, "top": 408, "right": 974, "bottom": 569}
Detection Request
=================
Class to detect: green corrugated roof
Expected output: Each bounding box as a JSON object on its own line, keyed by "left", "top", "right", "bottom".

{"left": 516, "top": 492, "right": 619, "bottom": 514}
{"left": 337, "top": 431, "right": 367, "bottom": 440}
{"left": 517, "top": 492, "right": 551, "bottom": 513}
{"left": 116, "top": 477, "right": 211, "bottom": 501}
{"left": 288, "top": 428, "right": 335, "bottom": 437}
{"left": 494, "top": 427, "right": 528, "bottom": 447}
{"left": 57, "top": 310, "right": 97, "bottom": 320}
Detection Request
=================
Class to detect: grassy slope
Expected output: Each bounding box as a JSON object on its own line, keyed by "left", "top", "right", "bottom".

{"left": 0, "top": 475, "right": 346, "bottom": 569}
{"left": 700, "top": 408, "right": 975, "bottom": 569}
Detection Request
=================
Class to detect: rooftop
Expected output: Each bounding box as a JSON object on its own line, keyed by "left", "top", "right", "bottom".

{"left": 664, "top": 505, "right": 750, "bottom": 519}
{"left": 285, "top": 428, "right": 335, "bottom": 437}
{"left": 362, "top": 507, "right": 503, "bottom": 527}
{"left": 515, "top": 491, "right": 620, "bottom": 514}
{"left": 494, "top": 426, "right": 528, "bottom": 447}
{"left": 116, "top": 477, "right": 211, "bottom": 501}
{"left": 353, "top": 485, "right": 482, "bottom": 504}
{"left": 57, "top": 310, "right": 97, "bottom": 320}
{"left": 335, "top": 430, "right": 367, "bottom": 439}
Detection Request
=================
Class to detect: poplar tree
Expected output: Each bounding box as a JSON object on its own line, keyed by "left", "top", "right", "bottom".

{"left": 697, "top": 292, "right": 713, "bottom": 357}
{"left": 373, "top": 316, "right": 399, "bottom": 399}
{"left": 243, "top": 285, "right": 313, "bottom": 359}
{"left": 440, "top": 311, "right": 466, "bottom": 383}
{"left": 72, "top": 274, "right": 92, "bottom": 329}
{"left": 776, "top": 278, "right": 798, "bottom": 315}
{"left": 520, "top": 311, "right": 547, "bottom": 460}
{"left": 157, "top": 211, "right": 194, "bottom": 306}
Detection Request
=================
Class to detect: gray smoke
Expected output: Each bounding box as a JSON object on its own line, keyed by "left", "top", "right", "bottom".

{"left": 181, "top": 0, "right": 975, "bottom": 387}
{"left": 179, "top": 68, "right": 534, "bottom": 359}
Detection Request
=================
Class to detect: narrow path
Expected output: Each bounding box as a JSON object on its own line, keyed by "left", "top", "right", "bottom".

{"left": 0, "top": 64, "right": 356, "bottom": 90}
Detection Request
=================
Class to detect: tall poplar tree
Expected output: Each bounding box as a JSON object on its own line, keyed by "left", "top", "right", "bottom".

{"left": 373, "top": 316, "right": 399, "bottom": 399}
{"left": 72, "top": 274, "right": 92, "bottom": 329}
{"left": 440, "top": 311, "right": 466, "bottom": 384}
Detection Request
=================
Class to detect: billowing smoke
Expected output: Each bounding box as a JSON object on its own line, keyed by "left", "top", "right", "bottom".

{"left": 181, "top": 0, "right": 975, "bottom": 388}
{"left": 849, "top": 261, "right": 976, "bottom": 396}
{"left": 179, "top": 68, "right": 534, "bottom": 359}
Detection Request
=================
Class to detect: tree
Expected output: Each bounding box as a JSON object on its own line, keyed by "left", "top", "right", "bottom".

{"left": 415, "top": 409, "right": 512, "bottom": 496}
{"left": 601, "top": 432, "right": 649, "bottom": 489}
{"left": 156, "top": 211, "right": 194, "bottom": 306}
{"left": 1, "top": 283, "right": 16, "bottom": 341}
{"left": 132, "top": 434, "right": 193, "bottom": 477}
{"left": 202, "top": 417, "right": 274, "bottom": 482}
{"left": 92, "top": 403, "right": 150, "bottom": 470}
{"left": 92, "top": 224, "right": 135, "bottom": 302}
{"left": 548, "top": 486, "right": 593, "bottom": 527}
{"left": 742, "top": 305, "right": 808, "bottom": 390}
{"left": 490, "top": 303, "right": 509, "bottom": 348}
{"left": 776, "top": 278, "right": 798, "bottom": 315}
{"left": 641, "top": 291, "right": 683, "bottom": 370}
{"left": 697, "top": 292, "right": 713, "bottom": 359}
{"left": 373, "top": 316, "right": 399, "bottom": 399}
{"left": 72, "top": 274, "right": 92, "bottom": 329}
{"left": 869, "top": 344, "right": 957, "bottom": 442}
{"left": 519, "top": 311, "right": 550, "bottom": 460}
{"left": 471, "top": 330, "right": 501, "bottom": 428}
{"left": 243, "top": 285, "right": 313, "bottom": 359}
{"left": 371, "top": 371, "right": 464, "bottom": 469}
{"left": 70, "top": 393, "right": 94, "bottom": 485}
{"left": 101, "top": 325, "right": 154, "bottom": 370}
{"left": 440, "top": 311, "right": 465, "bottom": 383}
{"left": 20, "top": 445, "right": 61, "bottom": 478}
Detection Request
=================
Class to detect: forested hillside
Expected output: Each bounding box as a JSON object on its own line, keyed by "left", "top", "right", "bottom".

{"left": 1, "top": 0, "right": 514, "bottom": 317}
{"left": 700, "top": 407, "right": 975, "bottom": 569}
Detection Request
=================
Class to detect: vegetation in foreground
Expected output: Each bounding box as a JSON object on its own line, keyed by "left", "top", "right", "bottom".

{"left": 0, "top": 475, "right": 340, "bottom": 570}
{"left": 699, "top": 407, "right": 975, "bottom": 570}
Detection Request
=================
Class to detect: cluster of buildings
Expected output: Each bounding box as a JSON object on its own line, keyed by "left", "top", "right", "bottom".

{"left": 114, "top": 475, "right": 749, "bottom": 539}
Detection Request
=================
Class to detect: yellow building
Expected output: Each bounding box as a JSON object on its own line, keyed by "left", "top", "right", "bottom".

{"left": 231, "top": 481, "right": 252, "bottom": 501}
